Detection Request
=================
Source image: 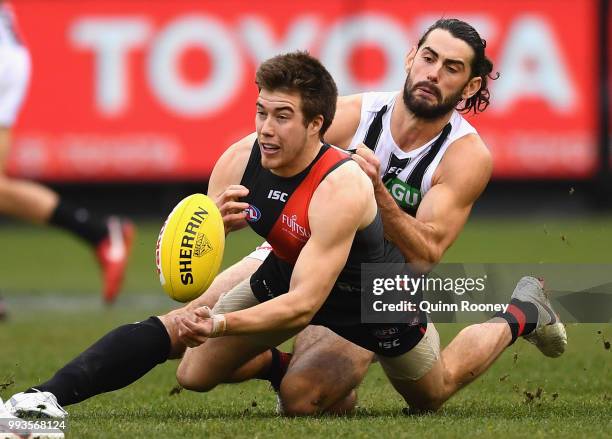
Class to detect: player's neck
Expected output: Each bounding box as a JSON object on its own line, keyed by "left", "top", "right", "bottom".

{"left": 391, "top": 94, "right": 453, "bottom": 153}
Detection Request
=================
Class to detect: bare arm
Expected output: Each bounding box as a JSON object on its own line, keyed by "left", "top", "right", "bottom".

{"left": 324, "top": 94, "right": 363, "bottom": 148}
{"left": 354, "top": 134, "right": 492, "bottom": 269}
{"left": 183, "top": 162, "right": 373, "bottom": 336}
{"left": 207, "top": 133, "right": 255, "bottom": 234}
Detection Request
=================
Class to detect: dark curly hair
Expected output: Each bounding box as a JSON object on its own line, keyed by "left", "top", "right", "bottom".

{"left": 255, "top": 51, "right": 337, "bottom": 139}
{"left": 418, "top": 19, "right": 500, "bottom": 114}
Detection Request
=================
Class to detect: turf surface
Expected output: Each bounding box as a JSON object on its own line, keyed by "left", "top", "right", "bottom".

{"left": 0, "top": 218, "right": 610, "bottom": 438}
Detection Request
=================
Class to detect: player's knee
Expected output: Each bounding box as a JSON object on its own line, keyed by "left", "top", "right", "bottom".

{"left": 405, "top": 387, "right": 447, "bottom": 413}
{"left": 280, "top": 371, "right": 356, "bottom": 416}
{"left": 325, "top": 389, "right": 358, "bottom": 415}
{"left": 279, "top": 374, "right": 325, "bottom": 416}
{"left": 175, "top": 362, "right": 217, "bottom": 393}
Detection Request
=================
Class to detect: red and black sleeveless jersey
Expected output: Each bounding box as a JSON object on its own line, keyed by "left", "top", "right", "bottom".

{"left": 240, "top": 140, "right": 405, "bottom": 326}
{"left": 240, "top": 141, "right": 351, "bottom": 264}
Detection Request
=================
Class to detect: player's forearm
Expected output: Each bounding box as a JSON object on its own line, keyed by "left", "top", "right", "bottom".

{"left": 375, "top": 185, "right": 441, "bottom": 265}
{"left": 222, "top": 296, "right": 312, "bottom": 336}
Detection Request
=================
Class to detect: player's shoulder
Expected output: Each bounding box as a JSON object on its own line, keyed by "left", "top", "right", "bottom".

{"left": 443, "top": 111, "right": 490, "bottom": 167}
{"left": 336, "top": 91, "right": 396, "bottom": 112}
{"left": 446, "top": 132, "right": 491, "bottom": 166}
{"left": 318, "top": 159, "right": 372, "bottom": 201}
{"left": 336, "top": 93, "right": 363, "bottom": 113}
{"left": 435, "top": 132, "right": 492, "bottom": 189}
{"left": 329, "top": 157, "right": 366, "bottom": 179}
{"left": 326, "top": 94, "right": 363, "bottom": 147}
{"left": 311, "top": 159, "right": 374, "bottom": 226}
{"left": 210, "top": 133, "right": 256, "bottom": 189}
{"left": 221, "top": 133, "right": 256, "bottom": 164}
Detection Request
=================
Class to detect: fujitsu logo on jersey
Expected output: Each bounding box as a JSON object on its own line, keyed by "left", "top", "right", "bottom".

{"left": 281, "top": 214, "right": 310, "bottom": 239}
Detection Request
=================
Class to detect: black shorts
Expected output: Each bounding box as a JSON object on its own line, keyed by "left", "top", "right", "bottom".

{"left": 324, "top": 321, "right": 427, "bottom": 357}
{"left": 251, "top": 254, "right": 426, "bottom": 356}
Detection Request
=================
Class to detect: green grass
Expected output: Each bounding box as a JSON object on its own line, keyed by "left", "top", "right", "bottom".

{"left": 0, "top": 217, "right": 611, "bottom": 438}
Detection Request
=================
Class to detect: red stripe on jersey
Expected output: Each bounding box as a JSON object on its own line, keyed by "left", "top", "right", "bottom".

{"left": 267, "top": 147, "right": 349, "bottom": 264}
{"left": 507, "top": 304, "right": 526, "bottom": 336}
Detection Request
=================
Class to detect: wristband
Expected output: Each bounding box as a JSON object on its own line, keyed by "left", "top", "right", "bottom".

{"left": 209, "top": 314, "right": 227, "bottom": 337}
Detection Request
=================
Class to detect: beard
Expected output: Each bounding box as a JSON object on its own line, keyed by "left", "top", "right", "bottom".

{"left": 403, "top": 76, "right": 465, "bottom": 120}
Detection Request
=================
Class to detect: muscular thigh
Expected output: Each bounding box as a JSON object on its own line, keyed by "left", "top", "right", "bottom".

{"left": 177, "top": 276, "right": 299, "bottom": 388}
{"left": 178, "top": 330, "right": 296, "bottom": 391}
{"left": 287, "top": 326, "right": 374, "bottom": 394}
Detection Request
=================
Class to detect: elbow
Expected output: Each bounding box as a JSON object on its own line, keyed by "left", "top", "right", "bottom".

{"left": 426, "top": 246, "right": 443, "bottom": 265}
{"left": 290, "top": 304, "right": 316, "bottom": 330}
{"left": 405, "top": 245, "right": 443, "bottom": 274}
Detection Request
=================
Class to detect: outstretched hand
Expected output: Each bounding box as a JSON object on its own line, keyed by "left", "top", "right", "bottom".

{"left": 176, "top": 306, "right": 227, "bottom": 348}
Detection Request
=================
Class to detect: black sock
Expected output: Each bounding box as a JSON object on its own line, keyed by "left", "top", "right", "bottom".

{"left": 28, "top": 316, "right": 171, "bottom": 406}
{"left": 494, "top": 299, "right": 539, "bottom": 345}
{"left": 257, "top": 347, "right": 292, "bottom": 391}
{"left": 48, "top": 198, "right": 109, "bottom": 246}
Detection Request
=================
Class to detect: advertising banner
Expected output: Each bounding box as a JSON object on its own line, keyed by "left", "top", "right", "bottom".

{"left": 8, "top": 0, "right": 599, "bottom": 181}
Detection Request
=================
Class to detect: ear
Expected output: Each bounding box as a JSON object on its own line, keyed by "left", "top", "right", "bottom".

{"left": 405, "top": 46, "right": 417, "bottom": 73}
{"left": 462, "top": 76, "right": 482, "bottom": 100}
{"left": 308, "top": 114, "right": 324, "bottom": 136}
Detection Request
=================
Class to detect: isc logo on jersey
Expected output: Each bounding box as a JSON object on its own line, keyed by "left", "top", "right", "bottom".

{"left": 378, "top": 339, "right": 401, "bottom": 349}
{"left": 245, "top": 204, "right": 261, "bottom": 222}
{"left": 267, "top": 189, "right": 288, "bottom": 202}
{"left": 156, "top": 194, "right": 225, "bottom": 302}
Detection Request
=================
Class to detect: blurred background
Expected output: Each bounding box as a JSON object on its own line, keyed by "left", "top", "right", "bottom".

{"left": 1, "top": 0, "right": 611, "bottom": 303}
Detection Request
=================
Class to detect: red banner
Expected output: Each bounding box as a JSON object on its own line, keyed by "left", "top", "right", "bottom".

{"left": 7, "top": 0, "right": 599, "bottom": 181}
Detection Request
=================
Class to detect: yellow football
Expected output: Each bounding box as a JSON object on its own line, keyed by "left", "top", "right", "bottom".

{"left": 155, "top": 193, "right": 225, "bottom": 302}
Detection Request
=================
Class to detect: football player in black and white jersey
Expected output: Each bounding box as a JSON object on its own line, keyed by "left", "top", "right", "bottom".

{"left": 0, "top": 1, "right": 134, "bottom": 304}
{"left": 6, "top": 19, "right": 565, "bottom": 418}
{"left": 184, "top": 18, "right": 566, "bottom": 414}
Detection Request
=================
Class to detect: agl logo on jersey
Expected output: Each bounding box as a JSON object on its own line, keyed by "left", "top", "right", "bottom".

{"left": 385, "top": 178, "right": 420, "bottom": 209}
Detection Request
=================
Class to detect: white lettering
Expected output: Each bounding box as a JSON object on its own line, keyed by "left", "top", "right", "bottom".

{"left": 148, "top": 15, "right": 241, "bottom": 116}
{"left": 378, "top": 339, "right": 401, "bottom": 349}
{"left": 494, "top": 16, "right": 575, "bottom": 113}
{"left": 267, "top": 190, "right": 288, "bottom": 202}
{"left": 391, "top": 183, "right": 405, "bottom": 200}
{"left": 281, "top": 214, "right": 310, "bottom": 239}
{"left": 372, "top": 301, "right": 416, "bottom": 313}
{"left": 320, "top": 14, "right": 408, "bottom": 93}
{"left": 239, "top": 16, "right": 320, "bottom": 64}
{"left": 460, "top": 301, "right": 509, "bottom": 313}
{"left": 70, "top": 18, "right": 152, "bottom": 116}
